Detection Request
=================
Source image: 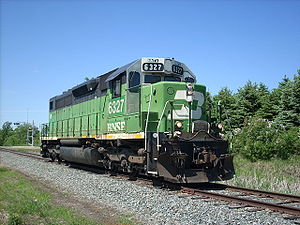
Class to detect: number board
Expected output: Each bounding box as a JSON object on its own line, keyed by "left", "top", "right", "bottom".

{"left": 172, "top": 65, "right": 184, "bottom": 75}
{"left": 142, "top": 63, "right": 164, "bottom": 72}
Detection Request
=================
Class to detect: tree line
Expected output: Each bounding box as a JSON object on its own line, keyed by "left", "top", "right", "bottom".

{"left": 209, "top": 70, "right": 300, "bottom": 161}
{"left": 0, "top": 122, "right": 40, "bottom": 146}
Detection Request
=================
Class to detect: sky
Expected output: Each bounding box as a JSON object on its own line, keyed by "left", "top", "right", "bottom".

{"left": 1, "top": 0, "right": 300, "bottom": 127}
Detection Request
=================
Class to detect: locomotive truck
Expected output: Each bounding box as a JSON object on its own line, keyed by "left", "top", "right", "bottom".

{"left": 40, "top": 57, "right": 234, "bottom": 183}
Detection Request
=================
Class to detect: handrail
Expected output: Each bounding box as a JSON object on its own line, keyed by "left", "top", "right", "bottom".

{"left": 156, "top": 100, "right": 171, "bottom": 150}
{"left": 144, "top": 84, "right": 153, "bottom": 153}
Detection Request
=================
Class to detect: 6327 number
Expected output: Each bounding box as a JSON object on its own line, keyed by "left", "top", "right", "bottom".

{"left": 142, "top": 63, "right": 164, "bottom": 72}
{"left": 172, "top": 65, "right": 184, "bottom": 75}
{"left": 108, "top": 99, "right": 125, "bottom": 114}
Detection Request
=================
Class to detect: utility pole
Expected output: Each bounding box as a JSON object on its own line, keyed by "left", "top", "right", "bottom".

{"left": 32, "top": 120, "right": 34, "bottom": 146}
{"left": 26, "top": 121, "right": 35, "bottom": 146}
{"left": 26, "top": 109, "right": 29, "bottom": 124}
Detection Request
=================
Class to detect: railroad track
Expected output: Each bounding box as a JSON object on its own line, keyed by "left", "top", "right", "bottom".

{"left": 181, "top": 186, "right": 300, "bottom": 217}
{"left": 224, "top": 184, "right": 300, "bottom": 202}
{"left": 0, "top": 147, "right": 45, "bottom": 161}
{"left": 1, "top": 147, "right": 300, "bottom": 218}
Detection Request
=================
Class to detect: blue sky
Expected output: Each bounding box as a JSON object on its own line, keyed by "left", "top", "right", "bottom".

{"left": 1, "top": 0, "right": 299, "bottom": 127}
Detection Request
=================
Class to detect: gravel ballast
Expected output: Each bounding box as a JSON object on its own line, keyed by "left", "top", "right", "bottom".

{"left": 0, "top": 151, "right": 299, "bottom": 225}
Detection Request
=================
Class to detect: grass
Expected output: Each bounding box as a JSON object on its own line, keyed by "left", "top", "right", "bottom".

{"left": 118, "top": 214, "right": 135, "bottom": 225}
{"left": 0, "top": 166, "right": 100, "bottom": 225}
{"left": 223, "top": 154, "right": 300, "bottom": 195}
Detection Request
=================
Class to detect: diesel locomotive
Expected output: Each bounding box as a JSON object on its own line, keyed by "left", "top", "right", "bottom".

{"left": 40, "top": 57, "right": 234, "bottom": 183}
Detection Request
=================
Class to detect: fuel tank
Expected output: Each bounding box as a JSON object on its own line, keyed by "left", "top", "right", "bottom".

{"left": 60, "top": 146, "right": 101, "bottom": 166}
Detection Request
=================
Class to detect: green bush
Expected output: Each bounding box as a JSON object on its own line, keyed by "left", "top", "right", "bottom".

{"left": 233, "top": 118, "right": 299, "bottom": 161}
{"left": 274, "top": 126, "right": 300, "bottom": 157}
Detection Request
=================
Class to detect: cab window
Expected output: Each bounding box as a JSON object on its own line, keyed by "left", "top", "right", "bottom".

{"left": 144, "top": 75, "right": 161, "bottom": 84}
{"left": 185, "top": 77, "right": 195, "bottom": 83}
{"left": 164, "top": 76, "right": 181, "bottom": 82}
{"left": 49, "top": 101, "right": 54, "bottom": 110}
{"left": 127, "top": 72, "right": 140, "bottom": 114}
{"left": 112, "top": 78, "right": 121, "bottom": 98}
{"left": 129, "top": 71, "right": 140, "bottom": 88}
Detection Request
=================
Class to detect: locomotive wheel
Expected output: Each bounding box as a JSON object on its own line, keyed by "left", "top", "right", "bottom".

{"left": 50, "top": 153, "right": 55, "bottom": 162}
{"left": 57, "top": 155, "right": 62, "bottom": 164}
{"left": 128, "top": 169, "right": 138, "bottom": 181}
{"left": 120, "top": 158, "right": 128, "bottom": 172}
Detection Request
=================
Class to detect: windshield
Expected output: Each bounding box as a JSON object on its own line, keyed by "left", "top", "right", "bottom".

{"left": 144, "top": 75, "right": 183, "bottom": 84}
{"left": 184, "top": 77, "right": 195, "bottom": 83}
{"left": 164, "top": 76, "right": 181, "bottom": 82}
{"left": 144, "top": 75, "right": 161, "bottom": 84}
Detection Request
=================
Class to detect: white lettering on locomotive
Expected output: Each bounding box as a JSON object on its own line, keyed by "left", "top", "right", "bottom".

{"left": 147, "top": 58, "right": 159, "bottom": 63}
{"left": 107, "top": 121, "right": 126, "bottom": 132}
{"left": 108, "top": 99, "right": 125, "bottom": 114}
{"left": 141, "top": 58, "right": 165, "bottom": 73}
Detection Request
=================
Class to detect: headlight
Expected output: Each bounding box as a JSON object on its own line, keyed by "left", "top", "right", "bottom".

{"left": 217, "top": 123, "right": 223, "bottom": 129}
{"left": 175, "top": 121, "right": 183, "bottom": 129}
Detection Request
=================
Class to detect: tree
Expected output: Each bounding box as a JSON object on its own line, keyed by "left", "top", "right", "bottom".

{"left": 1, "top": 123, "right": 40, "bottom": 146}
{"left": 205, "top": 91, "right": 213, "bottom": 121}
{"left": 275, "top": 71, "right": 300, "bottom": 127}
{"left": 256, "top": 86, "right": 280, "bottom": 120}
{"left": 232, "top": 81, "right": 270, "bottom": 127}
{"left": 212, "top": 87, "right": 236, "bottom": 130}
{"left": 210, "top": 69, "right": 300, "bottom": 160}
{"left": 291, "top": 71, "right": 300, "bottom": 125}
{"left": 0, "top": 122, "right": 13, "bottom": 145}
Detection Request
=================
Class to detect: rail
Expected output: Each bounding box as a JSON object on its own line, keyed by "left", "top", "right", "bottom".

{"left": 181, "top": 186, "right": 300, "bottom": 217}
{"left": 0, "top": 147, "right": 44, "bottom": 160}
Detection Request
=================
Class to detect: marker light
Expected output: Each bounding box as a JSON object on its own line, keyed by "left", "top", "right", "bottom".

{"left": 186, "top": 83, "right": 194, "bottom": 96}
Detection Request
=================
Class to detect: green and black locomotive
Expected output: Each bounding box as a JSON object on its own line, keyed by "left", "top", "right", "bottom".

{"left": 41, "top": 57, "right": 234, "bottom": 183}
